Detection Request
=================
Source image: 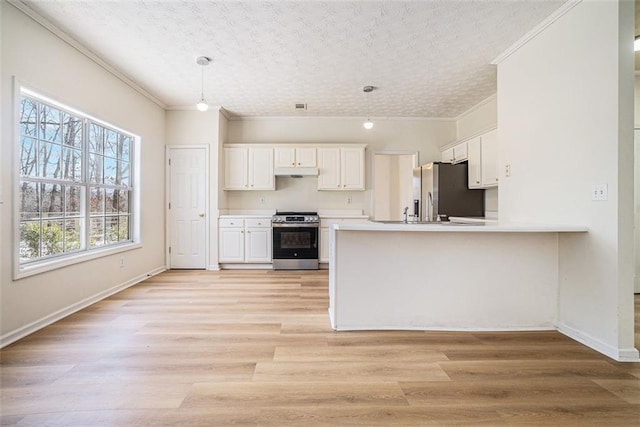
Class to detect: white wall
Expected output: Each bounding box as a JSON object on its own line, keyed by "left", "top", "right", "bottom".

{"left": 165, "top": 109, "right": 224, "bottom": 270}
{"left": 0, "top": 3, "right": 166, "bottom": 341}
{"left": 225, "top": 117, "right": 455, "bottom": 215}
{"left": 497, "top": 0, "right": 637, "bottom": 360}
{"left": 372, "top": 154, "right": 415, "bottom": 221}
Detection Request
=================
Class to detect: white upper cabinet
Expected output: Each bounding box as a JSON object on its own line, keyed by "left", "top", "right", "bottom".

{"left": 468, "top": 129, "right": 498, "bottom": 189}
{"left": 224, "top": 147, "right": 249, "bottom": 190}
{"left": 317, "top": 148, "right": 342, "bottom": 189}
{"left": 341, "top": 146, "right": 365, "bottom": 190}
{"left": 275, "top": 146, "right": 317, "bottom": 168}
{"left": 248, "top": 147, "right": 275, "bottom": 190}
{"left": 317, "top": 146, "right": 365, "bottom": 191}
{"left": 480, "top": 130, "right": 499, "bottom": 187}
{"left": 467, "top": 137, "right": 482, "bottom": 188}
{"left": 441, "top": 142, "right": 468, "bottom": 163}
{"left": 224, "top": 146, "right": 274, "bottom": 190}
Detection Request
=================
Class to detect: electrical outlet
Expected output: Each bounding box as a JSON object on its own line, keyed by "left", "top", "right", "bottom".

{"left": 505, "top": 164, "right": 511, "bottom": 178}
{"left": 347, "top": 196, "right": 352, "bottom": 204}
{"left": 259, "top": 196, "right": 265, "bottom": 204}
{"left": 592, "top": 184, "right": 608, "bottom": 201}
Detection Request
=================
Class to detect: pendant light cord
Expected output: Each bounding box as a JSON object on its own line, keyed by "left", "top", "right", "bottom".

{"left": 200, "top": 64, "right": 205, "bottom": 99}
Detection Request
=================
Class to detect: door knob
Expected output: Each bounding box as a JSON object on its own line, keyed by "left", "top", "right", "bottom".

{"left": 199, "top": 212, "right": 205, "bottom": 217}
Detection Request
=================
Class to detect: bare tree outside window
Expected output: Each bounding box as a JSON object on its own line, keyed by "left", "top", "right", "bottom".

{"left": 18, "top": 93, "right": 134, "bottom": 266}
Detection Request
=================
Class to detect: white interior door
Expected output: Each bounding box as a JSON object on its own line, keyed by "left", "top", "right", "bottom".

{"left": 169, "top": 147, "right": 207, "bottom": 269}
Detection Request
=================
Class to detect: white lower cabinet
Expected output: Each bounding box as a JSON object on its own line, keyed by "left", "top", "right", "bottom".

{"left": 320, "top": 227, "right": 330, "bottom": 263}
{"left": 219, "top": 218, "right": 272, "bottom": 264}
{"left": 245, "top": 225, "right": 271, "bottom": 262}
{"left": 319, "top": 217, "right": 367, "bottom": 263}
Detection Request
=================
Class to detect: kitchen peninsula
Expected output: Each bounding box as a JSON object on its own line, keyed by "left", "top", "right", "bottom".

{"left": 328, "top": 221, "right": 587, "bottom": 332}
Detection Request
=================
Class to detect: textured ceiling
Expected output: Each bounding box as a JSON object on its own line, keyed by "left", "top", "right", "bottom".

{"left": 22, "top": 0, "right": 566, "bottom": 118}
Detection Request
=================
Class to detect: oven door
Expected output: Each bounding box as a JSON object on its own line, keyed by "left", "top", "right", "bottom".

{"left": 272, "top": 225, "right": 319, "bottom": 260}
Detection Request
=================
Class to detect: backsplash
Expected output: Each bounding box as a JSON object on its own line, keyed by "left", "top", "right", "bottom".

{"left": 223, "top": 176, "right": 367, "bottom": 213}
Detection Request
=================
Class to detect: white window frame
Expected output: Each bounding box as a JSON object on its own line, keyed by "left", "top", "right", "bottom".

{"left": 14, "top": 83, "right": 141, "bottom": 280}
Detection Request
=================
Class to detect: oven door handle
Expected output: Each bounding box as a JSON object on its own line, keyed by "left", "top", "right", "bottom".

{"left": 272, "top": 223, "right": 319, "bottom": 228}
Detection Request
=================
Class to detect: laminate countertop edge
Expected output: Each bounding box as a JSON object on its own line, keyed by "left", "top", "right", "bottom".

{"left": 333, "top": 221, "right": 588, "bottom": 233}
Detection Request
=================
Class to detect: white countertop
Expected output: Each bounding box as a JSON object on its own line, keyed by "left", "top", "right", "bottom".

{"left": 219, "top": 209, "right": 276, "bottom": 219}
{"left": 333, "top": 221, "right": 588, "bottom": 233}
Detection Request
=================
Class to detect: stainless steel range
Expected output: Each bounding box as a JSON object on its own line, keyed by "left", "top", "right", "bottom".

{"left": 272, "top": 211, "right": 319, "bottom": 270}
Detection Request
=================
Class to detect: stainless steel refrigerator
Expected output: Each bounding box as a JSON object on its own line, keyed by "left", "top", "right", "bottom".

{"left": 413, "top": 162, "right": 484, "bottom": 221}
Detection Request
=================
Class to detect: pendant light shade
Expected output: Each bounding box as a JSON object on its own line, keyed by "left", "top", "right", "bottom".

{"left": 196, "top": 98, "right": 209, "bottom": 112}
{"left": 363, "top": 85, "right": 375, "bottom": 130}
{"left": 195, "top": 56, "right": 211, "bottom": 112}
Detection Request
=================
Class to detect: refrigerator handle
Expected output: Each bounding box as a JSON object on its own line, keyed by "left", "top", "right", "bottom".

{"left": 427, "top": 192, "right": 433, "bottom": 222}
{"left": 413, "top": 199, "right": 419, "bottom": 218}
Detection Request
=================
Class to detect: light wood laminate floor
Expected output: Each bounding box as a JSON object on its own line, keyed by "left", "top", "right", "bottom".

{"left": 1, "top": 270, "right": 639, "bottom": 426}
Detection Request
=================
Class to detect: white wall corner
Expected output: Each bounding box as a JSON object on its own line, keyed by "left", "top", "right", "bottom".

{"left": 491, "top": 0, "right": 583, "bottom": 65}
{"left": 454, "top": 93, "right": 497, "bottom": 122}
{"left": 557, "top": 322, "right": 640, "bottom": 362}
{"left": 7, "top": 0, "right": 166, "bottom": 109}
{"left": 0, "top": 266, "right": 167, "bottom": 349}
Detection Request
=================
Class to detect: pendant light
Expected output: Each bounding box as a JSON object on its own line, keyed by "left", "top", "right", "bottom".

{"left": 363, "top": 85, "right": 375, "bottom": 129}
{"left": 195, "top": 56, "right": 211, "bottom": 112}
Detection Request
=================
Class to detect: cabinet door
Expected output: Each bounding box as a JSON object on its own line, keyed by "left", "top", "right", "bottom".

{"left": 467, "top": 137, "right": 482, "bottom": 189}
{"left": 341, "top": 147, "right": 365, "bottom": 190}
{"left": 248, "top": 147, "right": 274, "bottom": 190}
{"left": 296, "top": 147, "right": 317, "bottom": 167}
{"left": 453, "top": 143, "right": 468, "bottom": 162}
{"left": 274, "top": 147, "right": 296, "bottom": 168}
{"left": 224, "top": 148, "right": 248, "bottom": 190}
{"left": 320, "top": 227, "right": 330, "bottom": 263}
{"left": 219, "top": 228, "right": 244, "bottom": 262}
{"left": 441, "top": 147, "right": 454, "bottom": 163}
{"left": 481, "top": 130, "right": 499, "bottom": 187}
{"left": 245, "top": 227, "right": 272, "bottom": 262}
{"left": 317, "top": 147, "right": 341, "bottom": 190}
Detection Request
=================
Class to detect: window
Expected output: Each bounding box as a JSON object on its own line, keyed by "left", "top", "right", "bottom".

{"left": 17, "top": 88, "right": 138, "bottom": 276}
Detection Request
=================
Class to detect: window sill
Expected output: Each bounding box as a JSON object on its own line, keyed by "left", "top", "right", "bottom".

{"left": 14, "top": 242, "right": 142, "bottom": 280}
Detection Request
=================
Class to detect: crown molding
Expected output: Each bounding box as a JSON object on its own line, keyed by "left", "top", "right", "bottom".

{"left": 491, "top": 0, "right": 582, "bottom": 65}
{"left": 8, "top": 0, "right": 167, "bottom": 109}
{"left": 454, "top": 93, "right": 497, "bottom": 122}
{"left": 227, "top": 115, "right": 456, "bottom": 122}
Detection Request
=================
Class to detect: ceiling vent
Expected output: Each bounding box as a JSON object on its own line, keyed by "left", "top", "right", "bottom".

{"left": 295, "top": 103, "right": 307, "bottom": 110}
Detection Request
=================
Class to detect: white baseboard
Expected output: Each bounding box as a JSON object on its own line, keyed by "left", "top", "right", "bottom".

{"left": 208, "top": 264, "right": 220, "bottom": 271}
{"left": 557, "top": 322, "right": 640, "bottom": 362}
{"left": 219, "top": 264, "right": 273, "bottom": 270}
{"left": 331, "top": 324, "right": 556, "bottom": 332}
{"left": 0, "top": 266, "right": 166, "bottom": 349}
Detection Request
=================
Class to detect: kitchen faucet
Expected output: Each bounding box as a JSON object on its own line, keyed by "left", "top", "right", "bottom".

{"left": 403, "top": 206, "right": 409, "bottom": 223}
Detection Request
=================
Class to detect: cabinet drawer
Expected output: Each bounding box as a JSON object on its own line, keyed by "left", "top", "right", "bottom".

{"left": 245, "top": 218, "right": 271, "bottom": 228}
{"left": 219, "top": 218, "right": 245, "bottom": 228}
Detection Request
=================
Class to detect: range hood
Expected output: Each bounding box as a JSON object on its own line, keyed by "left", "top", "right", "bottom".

{"left": 274, "top": 167, "right": 319, "bottom": 176}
